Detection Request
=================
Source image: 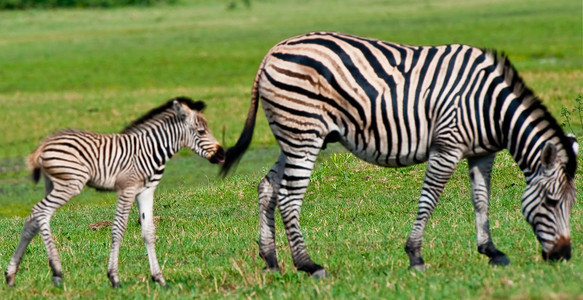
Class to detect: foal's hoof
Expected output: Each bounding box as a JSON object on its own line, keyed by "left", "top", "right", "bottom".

{"left": 151, "top": 274, "right": 167, "bottom": 287}
{"left": 5, "top": 272, "right": 15, "bottom": 287}
{"left": 310, "top": 269, "right": 329, "bottom": 279}
{"left": 489, "top": 255, "right": 510, "bottom": 266}
{"left": 111, "top": 281, "right": 121, "bottom": 289}
{"left": 52, "top": 275, "right": 63, "bottom": 288}
{"left": 408, "top": 264, "right": 426, "bottom": 272}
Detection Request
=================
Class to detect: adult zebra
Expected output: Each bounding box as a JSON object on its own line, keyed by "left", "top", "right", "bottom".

{"left": 221, "top": 32, "right": 578, "bottom": 277}
{"left": 5, "top": 97, "right": 225, "bottom": 288}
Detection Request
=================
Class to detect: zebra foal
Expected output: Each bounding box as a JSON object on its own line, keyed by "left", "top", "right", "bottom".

{"left": 222, "top": 32, "right": 578, "bottom": 277}
{"left": 5, "top": 97, "right": 225, "bottom": 288}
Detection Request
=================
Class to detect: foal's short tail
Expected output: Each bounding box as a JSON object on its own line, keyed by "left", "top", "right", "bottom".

{"left": 26, "top": 146, "right": 43, "bottom": 184}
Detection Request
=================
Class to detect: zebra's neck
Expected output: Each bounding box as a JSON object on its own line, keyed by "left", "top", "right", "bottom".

{"left": 498, "top": 89, "right": 572, "bottom": 181}
{"left": 135, "top": 119, "right": 183, "bottom": 168}
{"left": 488, "top": 53, "right": 576, "bottom": 180}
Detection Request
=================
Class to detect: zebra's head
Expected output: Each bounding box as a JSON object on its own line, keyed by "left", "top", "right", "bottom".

{"left": 522, "top": 136, "right": 578, "bottom": 262}
{"left": 172, "top": 99, "right": 225, "bottom": 164}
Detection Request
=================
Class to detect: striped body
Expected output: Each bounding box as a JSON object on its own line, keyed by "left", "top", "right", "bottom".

{"left": 6, "top": 97, "right": 225, "bottom": 288}
{"left": 38, "top": 129, "right": 164, "bottom": 192}
{"left": 222, "top": 32, "right": 578, "bottom": 276}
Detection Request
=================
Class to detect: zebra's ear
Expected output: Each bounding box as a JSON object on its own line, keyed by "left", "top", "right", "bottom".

{"left": 567, "top": 134, "right": 578, "bottom": 155}
{"left": 541, "top": 142, "right": 558, "bottom": 170}
{"left": 172, "top": 100, "right": 188, "bottom": 120}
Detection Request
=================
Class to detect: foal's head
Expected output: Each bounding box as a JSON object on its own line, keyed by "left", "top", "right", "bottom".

{"left": 172, "top": 98, "right": 225, "bottom": 164}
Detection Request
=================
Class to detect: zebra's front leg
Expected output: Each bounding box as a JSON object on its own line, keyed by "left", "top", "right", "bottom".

{"left": 405, "top": 150, "right": 461, "bottom": 270}
{"left": 108, "top": 188, "right": 136, "bottom": 288}
{"left": 468, "top": 154, "right": 509, "bottom": 266}
{"left": 136, "top": 187, "right": 166, "bottom": 286}
{"left": 278, "top": 154, "right": 327, "bottom": 278}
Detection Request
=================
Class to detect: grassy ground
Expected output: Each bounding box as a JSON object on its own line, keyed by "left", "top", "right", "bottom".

{"left": 0, "top": 0, "right": 582, "bottom": 298}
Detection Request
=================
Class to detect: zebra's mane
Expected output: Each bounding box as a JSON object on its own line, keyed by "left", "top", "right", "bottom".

{"left": 121, "top": 97, "right": 205, "bottom": 134}
{"left": 488, "top": 50, "right": 577, "bottom": 179}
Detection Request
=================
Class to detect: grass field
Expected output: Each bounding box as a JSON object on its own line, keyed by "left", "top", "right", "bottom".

{"left": 0, "top": 0, "right": 582, "bottom": 298}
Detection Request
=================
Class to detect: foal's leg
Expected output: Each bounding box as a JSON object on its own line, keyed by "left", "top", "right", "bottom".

{"left": 136, "top": 186, "right": 166, "bottom": 286}
{"left": 39, "top": 179, "right": 85, "bottom": 287}
{"left": 468, "top": 154, "right": 509, "bottom": 265}
{"left": 4, "top": 175, "right": 53, "bottom": 286}
{"left": 5, "top": 175, "right": 56, "bottom": 286}
{"left": 107, "top": 187, "right": 138, "bottom": 288}
{"left": 6, "top": 176, "right": 84, "bottom": 287}
{"left": 5, "top": 215, "right": 39, "bottom": 287}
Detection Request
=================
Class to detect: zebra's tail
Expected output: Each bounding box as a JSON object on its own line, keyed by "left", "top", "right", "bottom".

{"left": 26, "top": 146, "right": 43, "bottom": 184}
{"left": 220, "top": 57, "right": 267, "bottom": 177}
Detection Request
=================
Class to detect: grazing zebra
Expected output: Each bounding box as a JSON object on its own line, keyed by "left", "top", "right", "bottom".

{"left": 5, "top": 97, "right": 225, "bottom": 288}
{"left": 221, "top": 32, "right": 578, "bottom": 277}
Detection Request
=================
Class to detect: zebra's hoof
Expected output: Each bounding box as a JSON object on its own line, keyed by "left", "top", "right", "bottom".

{"left": 151, "top": 274, "right": 167, "bottom": 286}
{"left": 408, "top": 264, "right": 426, "bottom": 272}
{"left": 5, "top": 272, "right": 15, "bottom": 287}
{"left": 52, "top": 275, "right": 63, "bottom": 288}
{"left": 310, "top": 269, "right": 329, "bottom": 279}
{"left": 111, "top": 281, "right": 121, "bottom": 289}
{"left": 489, "top": 255, "right": 510, "bottom": 266}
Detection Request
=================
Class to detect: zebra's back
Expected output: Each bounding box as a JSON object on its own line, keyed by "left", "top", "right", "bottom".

{"left": 258, "top": 32, "right": 504, "bottom": 167}
{"left": 30, "top": 129, "right": 135, "bottom": 191}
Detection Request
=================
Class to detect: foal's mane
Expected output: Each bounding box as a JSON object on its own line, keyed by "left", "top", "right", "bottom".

{"left": 121, "top": 97, "right": 205, "bottom": 134}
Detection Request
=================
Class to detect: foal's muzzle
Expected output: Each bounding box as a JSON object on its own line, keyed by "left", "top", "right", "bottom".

{"left": 209, "top": 146, "right": 225, "bottom": 164}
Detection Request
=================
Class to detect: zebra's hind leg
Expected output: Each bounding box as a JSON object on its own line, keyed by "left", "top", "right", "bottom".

{"left": 108, "top": 187, "right": 137, "bottom": 288}
{"left": 6, "top": 173, "right": 58, "bottom": 286}
{"left": 5, "top": 215, "right": 40, "bottom": 287}
{"left": 277, "top": 152, "right": 327, "bottom": 278}
{"left": 35, "top": 178, "right": 85, "bottom": 287}
{"left": 468, "top": 154, "right": 510, "bottom": 266}
{"left": 405, "top": 149, "right": 462, "bottom": 270}
{"left": 136, "top": 186, "right": 166, "bottom": 286}
{"left": 257, "top": 152, "right": 286, "bottom": 272}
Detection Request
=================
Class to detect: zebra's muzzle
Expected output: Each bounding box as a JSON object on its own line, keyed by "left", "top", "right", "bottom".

{"left": 543, "top": 236, "right": 571, "bottom": 262}
{"left": 209, "top": 146, "right": 226, "bottom": 164}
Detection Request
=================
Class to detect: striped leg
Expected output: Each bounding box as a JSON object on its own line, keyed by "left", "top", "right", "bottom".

{"left": 108, "top": 188, "right": 137, "bottom": 288}
{"left": 468, "top": 154, "right": 510, "bottom": 265}
{"left": 5, "top": 175, "right": 75, "bottom": 287}
{"left": 5, "top": 215, "right": 39, "bottom": 287}
{"left": 257, "top": 153, "right": 285, "bottom": 271}
{"left": 34, "top": 179, "right": 83, "bottom": 286}
{"left": 136, "top": 187, "right": 166, "bottom": 286}
{"left": 278, "top": 152, "right": 327, "bottom": 278}
{"left": 405, "top": 150, "right": 461, "bottom": 270}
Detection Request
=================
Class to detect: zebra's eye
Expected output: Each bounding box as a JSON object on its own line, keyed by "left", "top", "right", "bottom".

{"left": 197, "top": 129, "right": 206, "bottom": 136}
{"left": 545, "top": 197, "right": 560, "bottom": 208}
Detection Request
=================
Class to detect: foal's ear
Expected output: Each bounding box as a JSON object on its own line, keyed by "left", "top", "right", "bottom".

{"left": 191, "top": 100, "right": 206, "bottom": 111}
{"left": 567, "top": 134, "right": 579, "bottom": 155}
{"left": 172, "top": 100, "right": 188, "bottom": 120}
{"left": 541, "top": 142, "right": 558, "bottom": 170}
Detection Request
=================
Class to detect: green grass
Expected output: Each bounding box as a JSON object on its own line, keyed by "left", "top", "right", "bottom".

{"left": 0, "top": 0, "right": 582, "bottom": 298}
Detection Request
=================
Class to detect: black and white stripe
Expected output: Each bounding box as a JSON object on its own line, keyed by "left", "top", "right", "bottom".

{"left": 5, "top": 97, "right": 225, "bottom": 288}
{"left": 222, "top": 32, "right": 578, "bottom": 276}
